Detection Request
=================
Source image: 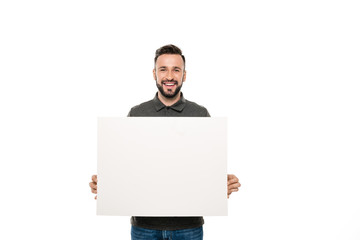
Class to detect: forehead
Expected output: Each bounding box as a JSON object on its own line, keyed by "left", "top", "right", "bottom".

{"left": 156, "top": 54, "right": 184, "bottom": 68}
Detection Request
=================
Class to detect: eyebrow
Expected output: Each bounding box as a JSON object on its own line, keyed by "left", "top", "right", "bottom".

{"left": 158, "top": 66, "right": 182, "bottom": 70}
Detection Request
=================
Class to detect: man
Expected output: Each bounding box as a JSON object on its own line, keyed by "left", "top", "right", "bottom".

{"left": 89, "top": 44, "right": 241, "bottom": 240}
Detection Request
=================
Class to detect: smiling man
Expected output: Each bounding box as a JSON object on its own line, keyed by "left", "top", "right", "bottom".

{"left": 89, "top": 44, "right": 241, "bottom": 240}
{"left": 155, "top": 53, "right": 184, "bottom": 100}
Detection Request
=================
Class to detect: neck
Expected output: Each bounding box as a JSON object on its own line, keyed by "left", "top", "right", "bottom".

{"left": 158, "top": 91, "right": 181, "bottom": 106}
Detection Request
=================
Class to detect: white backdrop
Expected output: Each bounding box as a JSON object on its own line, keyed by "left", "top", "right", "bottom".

{"left": 0, "top": 1, "right": 359, "bottom": 239}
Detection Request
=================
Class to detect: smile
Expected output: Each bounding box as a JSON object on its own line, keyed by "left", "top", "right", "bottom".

{"left": 163, "top": 82, "right": 177, "bottom": 87}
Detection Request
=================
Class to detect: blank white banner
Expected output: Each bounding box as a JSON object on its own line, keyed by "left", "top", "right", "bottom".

{"left": 97, "top": 117, "right": 227, "bottom": 216}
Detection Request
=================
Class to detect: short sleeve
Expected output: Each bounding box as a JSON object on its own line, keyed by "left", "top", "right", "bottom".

{"left": 127, "top": 109, "right": 132, "bottom": 117}
{"left": 205, "top": 108, "right": 211, "bottom": 117}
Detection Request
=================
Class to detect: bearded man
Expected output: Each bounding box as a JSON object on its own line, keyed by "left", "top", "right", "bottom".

{"left": 89, "top": 44, "right": 241, "bottom": 240}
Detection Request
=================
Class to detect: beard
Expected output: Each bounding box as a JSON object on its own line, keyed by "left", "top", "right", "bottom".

{"left": 156, "top": 79, "right": 183, "bottom": 99}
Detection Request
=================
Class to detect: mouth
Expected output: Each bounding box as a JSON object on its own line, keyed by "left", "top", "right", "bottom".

{"left": 162, "top": 81, "right": 177, "bottom": 89}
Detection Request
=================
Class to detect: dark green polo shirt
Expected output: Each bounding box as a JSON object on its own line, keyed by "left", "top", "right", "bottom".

{"left": 128, "top": 92, "right": 210, "bottom": 117}
{"left": 128, "top": 92, "right": 210, "bottom": 230}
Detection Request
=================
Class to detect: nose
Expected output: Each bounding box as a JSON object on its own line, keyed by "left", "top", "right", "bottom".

{"left": 166, "top": 71, "right": 174, "bottom": 80}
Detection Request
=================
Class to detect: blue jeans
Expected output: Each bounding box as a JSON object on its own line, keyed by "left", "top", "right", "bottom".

{"left": 131, "top": 225, "right": 203, "bottom": 240}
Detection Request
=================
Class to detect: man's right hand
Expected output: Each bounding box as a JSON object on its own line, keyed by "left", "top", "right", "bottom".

{"left": 89, "top": 175, "right": 97, "bottom": 200}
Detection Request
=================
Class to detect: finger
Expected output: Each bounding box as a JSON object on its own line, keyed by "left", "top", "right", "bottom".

{"left": 227, "top": 174, "right": 235, "bottom": 180}
{"left": 229, "top": 188, "right": 238, "bottom": 194}
{"left": 92, "top": 175, "right": 97, "bottom": 183}
{"left": 228, "top": 186, "right": 239, "bottom": 192}
{"left": 228, "top": 183, "right": 241, "bottom": 189}
{"left": 228, "top": 178, "right": 239, "bottom": 185}
{"left": 227, "top": 176, "right": 239, "bottom": 185}
{"left": 228, "top": 188, "right": 238, "bottom": 193}
{"left": 95, "top": 195, "right": 97, "bottom": 200}
{"left": 228, "top": 186, "right": 238, "bottom": 191}
{"left": 91, "top": 188, "right": 97, "bottom": 194}
{"left": 89, "top": 182, "right": 97, "bottom": 189}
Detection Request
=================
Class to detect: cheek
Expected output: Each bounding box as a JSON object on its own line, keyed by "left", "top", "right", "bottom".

{"left": 179, "top": 74, "right": 185, "bottom": 82}
{"left": 155, "top": 74, "right": 163, "bottom": 83}
{"left": 157, "top": 73, "right": 168, "bottom": 81}
{"left": 174, "top": 73, "right": 183, "bottom": 80}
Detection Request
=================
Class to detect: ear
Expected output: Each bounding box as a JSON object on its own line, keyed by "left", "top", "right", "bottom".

{"left": 153, "top": 68, "right": 156, "bottom": 81}
{"left": 182, "top": 70, "right": 187, "bottom": 83}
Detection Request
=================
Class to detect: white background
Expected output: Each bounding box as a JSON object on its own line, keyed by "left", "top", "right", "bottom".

{"left": 0, "top": 0, "right": 359, "bottom": 239}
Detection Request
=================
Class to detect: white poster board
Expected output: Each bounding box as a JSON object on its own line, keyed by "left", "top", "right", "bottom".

{"left": 97, "top": 117, "right": 227, "bottom": 216}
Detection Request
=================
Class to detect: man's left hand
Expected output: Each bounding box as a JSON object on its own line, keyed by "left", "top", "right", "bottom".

{"left": 227, "top": 174, "right": 241, "bottom": 199}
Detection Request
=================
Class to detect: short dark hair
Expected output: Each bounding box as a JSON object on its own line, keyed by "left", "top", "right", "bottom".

{"left": 154, "top": 44, "right": 186, "bottom": 68}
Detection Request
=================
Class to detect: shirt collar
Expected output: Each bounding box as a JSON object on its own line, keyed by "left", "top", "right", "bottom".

{"left": 153, "top": 92, "right": 186, "bottom": 112}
